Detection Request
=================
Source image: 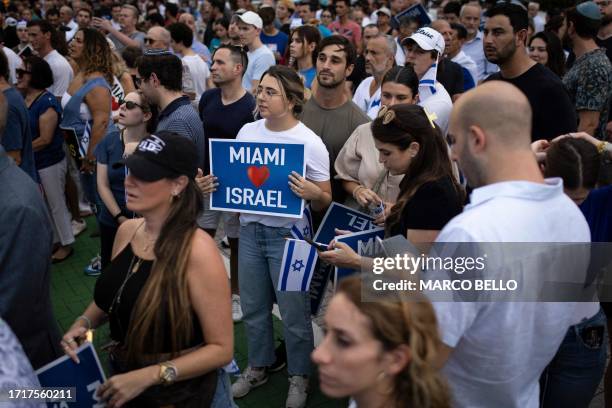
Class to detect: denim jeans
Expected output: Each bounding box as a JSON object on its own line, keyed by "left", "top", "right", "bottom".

{"left": 540, "top": 307, "right": 608, "bottom": 408}
{"left": 238, "top": 223, "right": 314, "bottom": 375}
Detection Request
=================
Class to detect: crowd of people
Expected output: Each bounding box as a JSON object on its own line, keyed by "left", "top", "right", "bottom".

{"left": 1, "top": 0, "right": 612, "bottom": 407}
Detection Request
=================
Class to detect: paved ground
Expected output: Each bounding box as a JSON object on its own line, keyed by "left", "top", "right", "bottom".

{"left": 50, "top": 216, "right": 345, "bottom": 408}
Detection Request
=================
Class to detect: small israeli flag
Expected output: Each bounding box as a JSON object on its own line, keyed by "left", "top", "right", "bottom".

{"left": 278, "top": 239, "right": 318, "bottom": 291}
{"left": 291, "top": 204, "right": 313, "bottom": 240}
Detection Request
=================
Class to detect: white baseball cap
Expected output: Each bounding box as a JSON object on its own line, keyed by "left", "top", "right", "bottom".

{"left": 402, "top": 27, "right": 445, "bottom": 55}
{"left": 237, "top": 11, "right": 263, "bottom": 29}
{"left": 376, "top": 7, "right": 391, "bottom": 17}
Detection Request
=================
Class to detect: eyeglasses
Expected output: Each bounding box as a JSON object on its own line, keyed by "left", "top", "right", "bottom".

{"left": 144, "top": 37, "right": 156, "bottom": 44}
{"left": 256, "top": 87, "right": 283, "bottom": 99}
{"left": 120, "top": 100, "right": 144, "bottom": 110}
{"left": 16, "top": 68, "right": 31, "bottom": 77}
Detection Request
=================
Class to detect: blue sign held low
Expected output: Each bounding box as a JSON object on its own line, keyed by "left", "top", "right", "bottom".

{"left": 209, "top": 139, "right": 306, "bottom": 218}
{"left": 35, "top": 343, "right": 106, "bottom": 407}
{"left": 334, "top": 228, "right": 385, "bottom": 283}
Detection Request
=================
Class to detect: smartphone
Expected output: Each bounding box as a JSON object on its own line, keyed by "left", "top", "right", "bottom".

{"left": 304, "top": 237, "right": 330, "bottom": 251}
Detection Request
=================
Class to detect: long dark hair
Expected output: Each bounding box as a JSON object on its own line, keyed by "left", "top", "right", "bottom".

{"left": 290, "top": 25, "right": 321, "bottom": 68}
{"left": 371, "top": 104, "right": 462, "bottom": 235}
{"left": 126, "top": 178, "right": 204, "bottom": 362}
{"left": 75, "top": 28, "right": 114, "bottom": 85}
{"left": 528, "top": 31, "right": 566, "bottom": 77}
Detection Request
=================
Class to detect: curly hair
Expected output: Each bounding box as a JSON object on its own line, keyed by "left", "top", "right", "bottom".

{"left": 337, "top": 277, "right": 451, "bottom": 408}
{"left": 75, "top": 28, "right": 113, "bottom": 85}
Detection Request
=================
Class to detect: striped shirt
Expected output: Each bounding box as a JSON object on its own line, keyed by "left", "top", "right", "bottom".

{"left": 156, "top": 96, "right": 205, "bottom": 169}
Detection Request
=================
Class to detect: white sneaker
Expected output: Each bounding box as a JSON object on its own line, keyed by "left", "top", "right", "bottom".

{"left": 232, "top": 294, "right": 243, "bottom": 322}
{"left": 286, "top": 376, "right": 309, "bottom": 408}
{"left": 72, "top": 219, "right": 87, "bottom": 236}
{"left": 231, "top": 366, "right": 268, "bottom": 399}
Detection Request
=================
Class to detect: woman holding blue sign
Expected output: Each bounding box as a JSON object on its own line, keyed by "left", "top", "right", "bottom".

{"left": 229, "top": 65, "right": 332, "bottom": 407}
{"left": 61, "top": 132, "right": 234, "bottom": 407}
{"left": 320, "top": 104, "right": 463, "bottom": 267}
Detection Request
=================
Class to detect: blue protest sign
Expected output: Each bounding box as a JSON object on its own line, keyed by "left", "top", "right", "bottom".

{"left": 310, "top": 203, "right": 378, "bottom": 315}
{"left": 334, "top": 228, "right": 385, "bottom": 283}
{"left": 313, "top": 202, "right": 377, "bottom": 245}
{"left": 393, "top": 4, "right": 431, "bottom": 28}
{"left": 209, "top": 139, "right": 306, "bottom": 218}
{"left": 36, "top": 343, "right": 106, "bottom": 407}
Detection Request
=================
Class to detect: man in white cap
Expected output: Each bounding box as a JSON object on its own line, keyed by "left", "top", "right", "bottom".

{"left": 236, "top": 11, "right": 275, "bottom": 93}
{"left": 376, "top": 7, "right": 393, "bottom": 35}
{"left": 402, "top": 26, "right": 453, "bottom": 133}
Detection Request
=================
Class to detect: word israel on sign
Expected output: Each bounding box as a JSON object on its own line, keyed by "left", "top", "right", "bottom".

{"left": 334, "top": 228, "right": 385, "bottom": 284}
{"left": 279, "top": 239, "right": 318, "bottom": 291}
{"left": 36, "top": 342, "right": 106, "bottom": 408}
{"left": 310, "top": 202, "right": 378, "bottom": 314}
{"left": 209, "top": 140, "right": 305, "bottom": 218}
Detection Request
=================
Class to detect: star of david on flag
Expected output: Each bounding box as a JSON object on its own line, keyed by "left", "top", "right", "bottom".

{"left": 278, "top": 239, "right": 318, "bottom": 291}
{"left": 291, "top": 204, "right": 313, "bottom": 240}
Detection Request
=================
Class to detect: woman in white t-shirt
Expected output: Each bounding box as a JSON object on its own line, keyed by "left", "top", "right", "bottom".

{"left": 206, "top": 65, "right": 331, "bottom": 406}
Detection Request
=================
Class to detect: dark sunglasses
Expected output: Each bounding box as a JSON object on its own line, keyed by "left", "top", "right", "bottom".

{"left": 120, "top": 100, "right": 144, "bottom": 110}
{"left": 16, "top": 68, "right": 31, "bottom": 77}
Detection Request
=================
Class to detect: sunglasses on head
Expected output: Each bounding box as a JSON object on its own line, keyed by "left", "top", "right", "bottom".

{"left": 16, "top": 68, "right": 31, "bottom": 77}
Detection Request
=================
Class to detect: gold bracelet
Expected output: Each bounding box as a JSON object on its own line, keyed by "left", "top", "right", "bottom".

{"left": 597, "top": 141, "right": 609, "bottom": 155}
{"left": 352, "top": 185, "right": 364, "bottom": 200}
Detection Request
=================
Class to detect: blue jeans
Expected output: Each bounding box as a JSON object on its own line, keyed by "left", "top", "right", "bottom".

{"left": 540, "top": 307, "right": 608, "bottom": 408}
{"left": 238, "top": 223, "right": 313, "bottom": 375}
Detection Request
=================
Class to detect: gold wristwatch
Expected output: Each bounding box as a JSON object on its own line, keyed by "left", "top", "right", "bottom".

{"left": 158, "top": 362, "right": 178, "bottom": 386}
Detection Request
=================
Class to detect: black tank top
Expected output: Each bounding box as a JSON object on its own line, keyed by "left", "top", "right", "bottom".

{"left": 94, "top": 242, "right": 204, "bottom": 352}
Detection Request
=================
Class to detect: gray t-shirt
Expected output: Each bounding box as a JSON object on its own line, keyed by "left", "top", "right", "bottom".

{"left": 242, "top": 45, "right": 275, "bottom": 92}
{"left": 301, "top": 97, "right": 369, "bottom": 202}
{"left": 109, "top": 30, "right": 145, "bottom": 53}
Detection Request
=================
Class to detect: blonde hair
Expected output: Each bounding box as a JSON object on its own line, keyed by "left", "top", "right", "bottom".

{"left": 337, "top": 277, "right": 451, "bottom": 408}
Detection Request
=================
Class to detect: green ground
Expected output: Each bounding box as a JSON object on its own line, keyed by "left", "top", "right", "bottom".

{"left": 50, "top": 216, "right": 345, "bottom": 408}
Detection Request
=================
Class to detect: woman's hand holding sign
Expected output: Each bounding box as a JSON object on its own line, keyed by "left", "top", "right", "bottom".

{"left": 288, "top": 171, "right": 332, "bottom": 211}
{"left": 195, "top": 169, "right": 218, "bottom": 196}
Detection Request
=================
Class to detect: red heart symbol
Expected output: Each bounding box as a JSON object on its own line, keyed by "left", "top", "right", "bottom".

{"left": 247, "top": 165, "right": 270, "bottom": 188}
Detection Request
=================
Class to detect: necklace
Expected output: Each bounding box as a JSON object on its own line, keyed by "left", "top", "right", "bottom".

{"left": 142, "top": 225, "right": 158, "bottom": 253}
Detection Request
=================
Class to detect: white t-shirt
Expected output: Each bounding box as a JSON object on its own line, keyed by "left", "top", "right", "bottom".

{"left": 352, "top": 76, "right": 381, "bottom": 119}
{"left": 44, "top": 50, "right": 74, "bottom": 97}
{"left": 236, "top": 119, "right": 330, "bottom": 228}
{"left": 242, "top": 45, "right": 275, "bottom": 92}
{"left": 3, "top": 47, "right": 21, "bottom": 85}
{"left": 182, "top": 54, "right": 210, "bottom": 103}
{"left": 430, "top": 178, "right": 592, "bottom": 408}
{"left": 418, "top": 81, "right": 452, "bottom": 134}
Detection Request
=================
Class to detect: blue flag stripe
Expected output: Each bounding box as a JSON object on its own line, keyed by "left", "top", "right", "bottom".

{"left": 280, "top": 240, "right": 295, "bottom": 291}
{"left": 291, "top": 225, "right": 304, "bottom": 240}
{"left": 300, "top": 246, "right": 317, "bottom": 291}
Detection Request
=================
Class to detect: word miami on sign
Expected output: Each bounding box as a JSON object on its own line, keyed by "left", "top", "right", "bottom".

{"left": 209, "top": 139, "right": 306, "bottom": 218}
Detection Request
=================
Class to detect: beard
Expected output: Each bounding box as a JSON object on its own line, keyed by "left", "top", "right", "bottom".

{"left": 485, "top": 41, "right": 517, "bottom": 66}
{"left": 316, "top": 73, "right": 344, "bottom": 89}
{"left": 603, "top": 14, "right": 612, "bottom": 26}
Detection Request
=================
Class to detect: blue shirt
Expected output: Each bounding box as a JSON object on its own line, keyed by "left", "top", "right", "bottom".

{"left": 28, "top": 91, "right": 65, "bottom": 170}
{"left": 1, "top": 87, "right": 38, "bottom": 182}
{"left": 95, "top": 130, "right": 133, "bottom": 227}
{"left": 260, "top": 30, "right": 288, "bottom": 58}
{"left": 299, "top": 67, "right": 317, "bottom": 89}
{"left": 157, "top": 96, "right": 205, "bottom": 170}
{"left": 580, "top": 185, "right": 612, "bottom": 242}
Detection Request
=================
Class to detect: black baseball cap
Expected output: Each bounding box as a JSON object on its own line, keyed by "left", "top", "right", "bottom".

{"left": 113, "top": 131, "right": 198, "bottom": 182}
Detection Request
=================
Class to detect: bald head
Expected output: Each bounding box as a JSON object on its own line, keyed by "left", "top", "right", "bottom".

{"left": 430, "top": 19, "right": 451, "bottom": 33}
{"left": 179, "top": 13, "right": 196, "bottom": 33}
{"left": 452, "top": 81, "right": 532, "bottom": 148}
{"left": 147, "top": 26, "right": 171, "bottom": 50}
